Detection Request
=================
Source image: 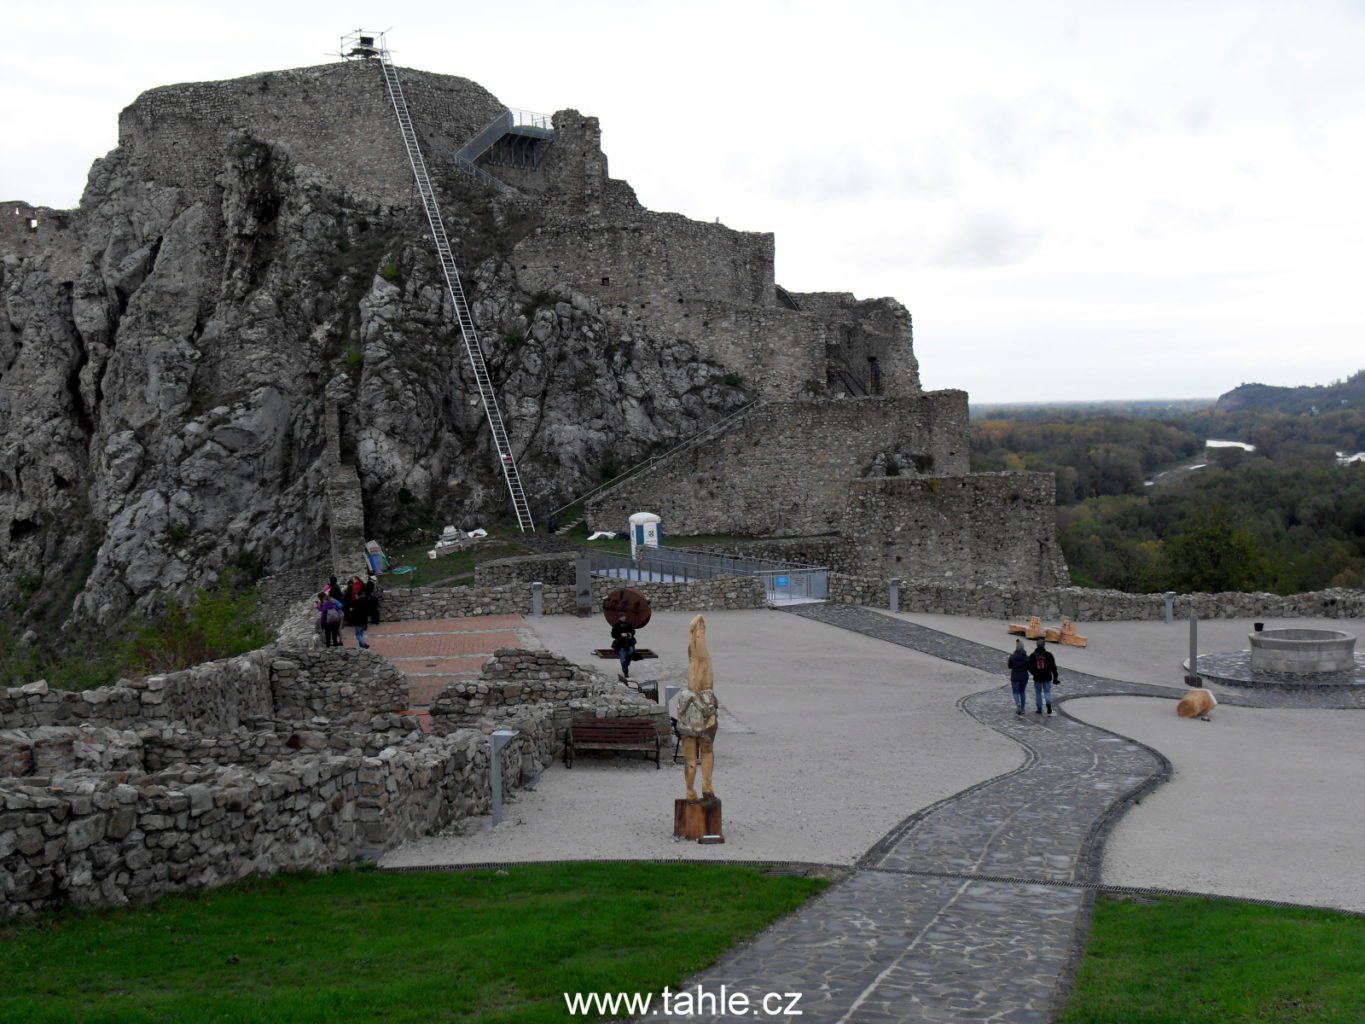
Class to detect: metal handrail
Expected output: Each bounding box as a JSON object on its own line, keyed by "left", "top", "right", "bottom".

{"left": 377, "top": 48, "right": 534, "bottom": 531}
{"left": 507, "top": 108, "right": 554, "bottom": 131}
{"left": 455, "top": 109, "right": 514, "bottom": 165}
{"left": 549, "top": 399, "right": 762, "bottom": 519}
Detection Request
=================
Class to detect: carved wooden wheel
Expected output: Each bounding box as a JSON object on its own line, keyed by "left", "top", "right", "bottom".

{"left": 602, "top": 588, "right": 652, "bottom": 629}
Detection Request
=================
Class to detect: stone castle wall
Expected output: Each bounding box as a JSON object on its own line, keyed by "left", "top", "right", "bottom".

{"left": 827, "top": 574, "right": 1365, "bottom": 621}
{"left": 382, "top": 574, "right": 768, "bottom": 620}
{"left": 585, "top": 392, "right": 971, "bottom": 536}
{"left": 792, "top": 291, "right": 921, "bottom": 396}
{"left": 0, "top": 731, "right": 520, "bottom": 918}
{"left": 0, "top": 646, "right": 401, "bottom": 735}
{"left": 114, "top": 61, "right": 504, "bottom": 202}
{"left": 840, "top": 474, "right": 1070, "bottom": 587}
{"left": 0, "top": 651, "right": 275, "bottom": 733}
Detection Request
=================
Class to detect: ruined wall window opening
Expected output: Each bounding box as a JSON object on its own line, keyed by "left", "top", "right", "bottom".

{"left": 26, "top": 218, "right": 38, "bottom": 233}
{"left": 601, "top": 276, "right": 610, "bottom": 286}
{"left": 868, "top": 355, "right": 883, "bottom": 396}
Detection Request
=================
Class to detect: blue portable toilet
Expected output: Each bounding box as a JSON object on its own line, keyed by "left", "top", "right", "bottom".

{"left": 628, "top": 511, "right": 661, "bottom": 560}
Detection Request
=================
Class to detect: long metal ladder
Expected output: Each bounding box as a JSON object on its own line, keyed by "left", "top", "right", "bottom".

{"left": 376, "top": 49, "right": 534, "bottom": 532}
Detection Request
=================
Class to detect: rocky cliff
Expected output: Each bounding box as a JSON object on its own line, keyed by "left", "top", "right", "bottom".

{"left": 1, "top": 60, "right": 919, "bottom": 628}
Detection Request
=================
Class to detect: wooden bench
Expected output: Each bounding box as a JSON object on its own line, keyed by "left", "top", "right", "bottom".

{"left": 564, "top": 716, "right": 661, "bottom": 769}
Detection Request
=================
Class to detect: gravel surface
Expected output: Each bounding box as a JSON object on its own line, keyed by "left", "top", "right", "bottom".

{"left": 383, "top": 606, "right": 1365, "bottom": 916}
{"left": 1066, "top": 695, "right": 1365, "bottom": 912}
{"left": 381, "top": 609, "right": 1021, "bottom": 867}
{"left": 889, "top": 611, "right": 1361, "bottom": 693}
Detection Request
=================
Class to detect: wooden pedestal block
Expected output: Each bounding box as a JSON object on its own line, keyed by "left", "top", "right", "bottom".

{"left": 673, "top": 796, "right": 724, "bottom": 842}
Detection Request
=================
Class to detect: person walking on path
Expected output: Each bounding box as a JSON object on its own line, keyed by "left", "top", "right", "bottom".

{"left": 317, "top": 590, "right": 344, "bottom": 647}
{"left": 611, "top": 614, "right": 637, "bottom": 683}
{"left": 365, "top": 575, "right": 382, "bottom": 625}
{"left": 1007, "top": 639, "right": 1030, "bottom": 715}
{"left": 345, "top": 574, "right": 370, "bottom": 649}
{"left": 1028, "top": 638, "right": 1060, "bottom": 715}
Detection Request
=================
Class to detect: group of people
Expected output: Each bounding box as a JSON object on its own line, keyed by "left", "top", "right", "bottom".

{"left": 1007, "top": 637, "right": 1060, "bottom": 715}
{"left": 315, "top": 574, "right": 382, "bottom": 649}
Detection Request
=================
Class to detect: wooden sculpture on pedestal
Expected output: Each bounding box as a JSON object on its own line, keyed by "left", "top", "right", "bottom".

{"left": 673, "top": 614, "right": 723, "bottom": 842}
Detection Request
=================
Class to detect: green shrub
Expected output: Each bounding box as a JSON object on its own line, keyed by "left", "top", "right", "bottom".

{"left": 379, "top": 262, "right": 400, "bottom": 282}
{"left": 125, "top": 573, "right": 270, "bottom": 674}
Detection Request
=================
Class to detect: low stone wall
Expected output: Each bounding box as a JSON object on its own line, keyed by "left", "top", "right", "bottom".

{"left": 0, "top": 728, "right": 521, "bottom": 918}
{"left": 137, "top": 716, "right": 421, "bottom": 773}
{"left": 383, "top": 575, "right": 767, "bottom": 620}
{"left": 829, "top": 574, "right": 1365, "bottom": 622}
{"left": 0, "top": 725, "right": 144, "bottom": 778}
{"left": 0, "top": 649, "right": 277, "bottom": 733}
{"left": 270, "top": 648, "right": 407, "bottom": 722}
{"left": 0, "top": 645, "right": 407, "bottom": 735}
{"left": 474, "top": 553, "right": 577, "bottom": 587}
{"left": 428, "top": 649, "right": 671, "bottom": 759}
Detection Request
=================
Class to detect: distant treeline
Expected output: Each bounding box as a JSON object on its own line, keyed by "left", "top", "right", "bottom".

{"left": 972, "top": 380, "right": 1365, "bottom": 592}
{"left": 1059, "top": 465, "right": 1365, "bottom": 593}
{"left": 1185, "top": 407, "right": 1365, "bottom": 457}
{"left": 972, "top": 418, "right": 1202, "bottom": 505}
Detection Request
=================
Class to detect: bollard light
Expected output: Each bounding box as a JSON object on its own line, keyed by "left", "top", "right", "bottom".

{"left": 889, "top": 578, "right": 901, "bottom": 613}
{"left": 531, "top": 581, "right": 543, "bottom": 617}
{"left": 1164, "top": 592, "right": 1175, "bottom": 625}
{"left": 490, "top": 729, "right": 518, "bottom": 826}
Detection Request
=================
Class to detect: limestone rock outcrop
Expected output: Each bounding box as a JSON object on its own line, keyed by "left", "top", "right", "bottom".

{"left": 7, "top": 60, "right": 916, "bottom": 626}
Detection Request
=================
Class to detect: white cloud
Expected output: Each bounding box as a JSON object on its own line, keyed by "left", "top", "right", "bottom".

{"left": 2, "top": 0, "right": 1363, "bottom": 402}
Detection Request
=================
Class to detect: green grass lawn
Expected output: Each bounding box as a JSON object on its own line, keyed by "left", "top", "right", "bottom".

{"left": 0, "top": 863, "right": 828, "bottom": 1024}
{"left": 1060, "top": 894, "right": 1365, "bottom": 1024}
{"left": 382, "top": 536, "right": 531, "bottom": 588}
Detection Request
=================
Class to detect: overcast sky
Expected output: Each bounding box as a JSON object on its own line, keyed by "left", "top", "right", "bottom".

{"left": 4, "top": 0, "right": 1362, "bottom": 403}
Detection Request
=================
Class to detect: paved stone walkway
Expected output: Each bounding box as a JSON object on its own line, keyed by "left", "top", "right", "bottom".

{"left": 655, "top": 605, "right": 1364, "bottom": 1023}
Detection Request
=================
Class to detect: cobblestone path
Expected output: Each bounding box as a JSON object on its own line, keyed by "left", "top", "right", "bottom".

{"left": 655, "top": 605, "right": 1363, "bottom": 1023}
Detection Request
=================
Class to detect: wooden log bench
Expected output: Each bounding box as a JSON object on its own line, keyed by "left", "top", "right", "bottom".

{"left": 564, "top": 716, "right": 661, "bottom": 769}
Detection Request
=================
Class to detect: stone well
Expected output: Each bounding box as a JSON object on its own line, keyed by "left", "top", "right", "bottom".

{"left": 1249, "top": 628, "right": 1357, "bottom": 675}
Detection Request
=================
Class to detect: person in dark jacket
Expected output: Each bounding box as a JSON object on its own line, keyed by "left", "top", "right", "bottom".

{"left": 344, "top": 574, "right": 370, "bottom": 649}
{"left": 610, "top": 615, "right": 637, "bottom": 683}
{"left": 1007, "top": 639, "right": 1030, "bottom": 715}
{"left": 1028, "top": 639, "right": 1060, "bottom": 715}
{"left": 365, "top": 576, "right": 382, "bottom": 624}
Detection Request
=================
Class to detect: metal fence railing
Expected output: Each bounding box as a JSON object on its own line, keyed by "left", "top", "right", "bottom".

{"left": 586, "top": 547, "right": 828, "bottom": 604}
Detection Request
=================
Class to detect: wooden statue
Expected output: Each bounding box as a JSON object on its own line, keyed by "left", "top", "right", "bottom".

{"left": 674, "top": 614, "right": 723, "bottom": 841}
{"left": 677, "top": 614, "right": 718, "bottom": 799}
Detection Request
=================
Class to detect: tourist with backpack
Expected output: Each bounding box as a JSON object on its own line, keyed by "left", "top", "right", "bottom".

{"left": 1028, "top": 639, "right": 1060, "bottom": 715}
{"left": 317, "top": 591, "right": 344, "bottom": 647}
{"left": 1007, "top": 639, "right": 1030, "bottom": 716}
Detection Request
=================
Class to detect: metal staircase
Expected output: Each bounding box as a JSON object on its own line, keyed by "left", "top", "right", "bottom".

{"left": 375, "top": 48, "right": 534, "bottom": 532}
